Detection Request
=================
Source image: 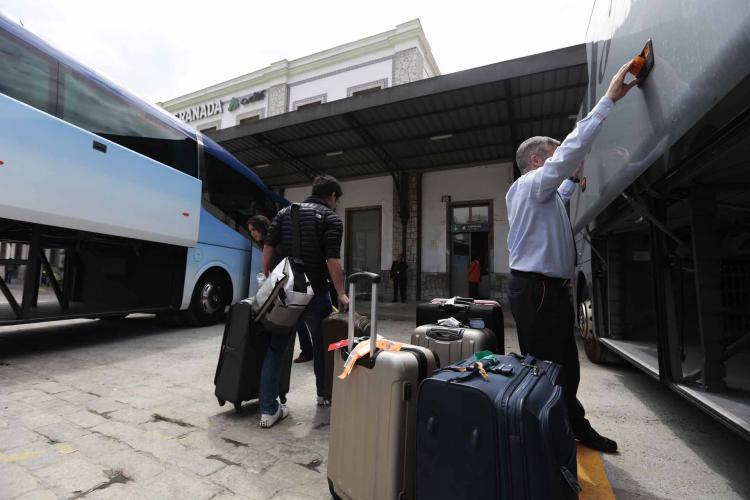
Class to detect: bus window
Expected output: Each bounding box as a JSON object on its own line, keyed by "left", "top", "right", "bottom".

{"left": 0, "top": 29, "right": 57, "bottom": 114}
{"left": 202, "top": 152, "right": 277, "bottom": 234}
{"left": 59, "top": 67, "right": 198, "bottom": 177}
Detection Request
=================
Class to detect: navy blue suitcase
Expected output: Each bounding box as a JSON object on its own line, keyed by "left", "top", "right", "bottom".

{"left": 416, "top": 353, "right": 580, "bottom": 500}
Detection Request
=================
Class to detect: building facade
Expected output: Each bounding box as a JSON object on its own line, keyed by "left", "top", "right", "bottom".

{"left": 161, "top": 19, "right": 514, "bottom": 304}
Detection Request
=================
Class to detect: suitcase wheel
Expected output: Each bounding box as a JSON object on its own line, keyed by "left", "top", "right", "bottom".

{"left": 234, "top": 402, "right": 242, "bottom": 413}
{"left": 328, "top": 478, "right": 341, "bottom": 500}
{"left": 280, "top": 394, "right": 287, "bottom": 404}
{"left": 217, "top": 398, "right": 226, "bottom": 407}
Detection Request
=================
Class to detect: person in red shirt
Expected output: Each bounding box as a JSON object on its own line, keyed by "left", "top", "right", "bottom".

{"left": 468, "top": 256, "right": 481, "bottom": 298}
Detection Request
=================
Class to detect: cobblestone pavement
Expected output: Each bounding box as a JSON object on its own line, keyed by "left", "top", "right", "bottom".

{"left": 1, "top": 315, "right": 749, "bottom": 499}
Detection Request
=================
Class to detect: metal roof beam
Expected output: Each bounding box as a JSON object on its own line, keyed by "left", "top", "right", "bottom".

{"left": 233, "top": 111, "right": 573, "bottom": 169}
{"left": 343, "top": 113, "right": 411, "bottom": 229}
{"left": 505, "top": 79, "right": 522, "bottom": 179}
{"left": 259, "top": 141, "right": 515, "bottom": 182}
{"left": 252, "top": 132, "right": 321, "bottom": 181}
{"left": 222, "top": 81, "right": 585, "bottom": 155}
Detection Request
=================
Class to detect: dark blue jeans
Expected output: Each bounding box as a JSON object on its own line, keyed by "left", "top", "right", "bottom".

{"left": 296, "top": 320, "right": 313, "bottom": 358}
{"left": 258, "top": 331, "right": 293, "bottom": 415}
{"left": 299, "top": 292, "right": 333, "bottom": 397}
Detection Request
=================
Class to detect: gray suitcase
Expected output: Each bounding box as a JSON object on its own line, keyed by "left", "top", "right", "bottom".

{"left": 327, "top": 272, "right": 437, "bottom": 500}
{"left": 411, "top": 325, "right": 497, "bottom": 367}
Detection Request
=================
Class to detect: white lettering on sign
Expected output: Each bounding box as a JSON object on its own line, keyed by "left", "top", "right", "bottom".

{"left": 175, "top": 100, "right": 223, "bottom": 123}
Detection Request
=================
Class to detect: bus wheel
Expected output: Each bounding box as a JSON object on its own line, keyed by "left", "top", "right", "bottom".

{"left": 185, "top": 270, "right": 230, "bottom": 326}
{"left": 578, "top": 298, "right": 606, "bottom": 363}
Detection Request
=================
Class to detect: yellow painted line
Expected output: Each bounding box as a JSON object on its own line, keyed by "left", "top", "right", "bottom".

{"left": 0, "top": 451, "right": 46, "bottom": 463}
{"left": 577, "top": 443, "right": 616, "bottom": 500}
{"left": 0, "top": 442, "right": 78, "bottom": 462}
{"left": 54, "top": 443, "right": 77, "bottom": 454}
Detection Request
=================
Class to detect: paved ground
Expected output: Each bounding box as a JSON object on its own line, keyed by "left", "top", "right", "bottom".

{"left": 0, "top": 314, "right": 749, "bottom": 499}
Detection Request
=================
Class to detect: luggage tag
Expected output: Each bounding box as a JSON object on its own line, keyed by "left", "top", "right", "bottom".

{"left": 437, "top": 317, "right": 463, "bottom": 328}
{"left": 473, "top": 352, "right": 513, "bottom": 376}
{"left": 337, "top": 336, "right": 404, "bottom": 379}
{"left": 474, "top": 351, "right": 494, "bottom": 361}
{"left": 327, "top": 339, "right": 349, "bottom": 352}
{"left": 468, "top": 318, "right": 485, "bottom": 329}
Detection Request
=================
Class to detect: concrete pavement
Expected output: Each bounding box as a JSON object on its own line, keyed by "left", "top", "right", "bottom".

{"left": 0, "top": 315, "right": 748, "bottom": 499}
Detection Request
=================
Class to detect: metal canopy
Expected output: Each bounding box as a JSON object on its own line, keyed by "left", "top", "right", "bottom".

{"left": 210, "top": 44, "right": 588, "bottom": 188}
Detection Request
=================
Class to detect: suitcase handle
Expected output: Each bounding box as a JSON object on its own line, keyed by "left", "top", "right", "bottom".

{"left": 452, "top": 296, "right": 474, "bottom": 304}
{"left": 438, "top": 303, "right": 469, "bottom": 314}
{"left": 427, "top": 328, "right": 463, "bottom": 342}
{"left": 346, "top": 272, "right": 379, "bottom": 360}
{"left": 348, "top": 271, "right": 381, "bottom": 284}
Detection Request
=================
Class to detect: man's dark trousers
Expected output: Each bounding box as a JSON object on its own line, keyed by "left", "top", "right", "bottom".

{"left": 508, "top": 271, "right": 588, "bottom": 433}
{"left": 393, "top": 276, "right": 407, "bottom": 302}
{"left": 299, "top": 292, "right": 334, "bottom": 396}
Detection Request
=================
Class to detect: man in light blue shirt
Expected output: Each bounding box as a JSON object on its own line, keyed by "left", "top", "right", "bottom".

{"left": 506, "top": 61, "right": 639, "bottom": 453}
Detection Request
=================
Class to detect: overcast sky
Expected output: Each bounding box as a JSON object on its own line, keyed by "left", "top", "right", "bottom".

{"left": 2, "top": 0, "right": 595, "bottom": 103}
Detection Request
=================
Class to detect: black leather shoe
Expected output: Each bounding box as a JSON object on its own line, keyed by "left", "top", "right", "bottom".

{"left": 294, "top": 353, "right": 313, "bottom": 364}
{"left": 576, "top": 427, "right": 618, "bottom": 453}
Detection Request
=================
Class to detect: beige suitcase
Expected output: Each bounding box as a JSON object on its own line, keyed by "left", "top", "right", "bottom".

{"left": 411, "top": 324, "right": 497, "bottom": 367}
{"left": 327, "top": 272, "right": 437, "bottom": 500}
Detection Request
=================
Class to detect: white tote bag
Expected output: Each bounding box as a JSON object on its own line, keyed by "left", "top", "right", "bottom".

{"left": 251, "top": 204, "right": 314, "bottom": 333}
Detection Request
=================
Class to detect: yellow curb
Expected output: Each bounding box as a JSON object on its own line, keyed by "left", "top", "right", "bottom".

{"left": 578, "top": 443, "right": 616, "bottom": 499}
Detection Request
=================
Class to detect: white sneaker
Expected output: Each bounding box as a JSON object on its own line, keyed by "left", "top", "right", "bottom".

{"left": 317, "top": 396, "right": 331, "bottom": 407}
{"left": 259, "top": 403, "right": 289, "bottom": 428}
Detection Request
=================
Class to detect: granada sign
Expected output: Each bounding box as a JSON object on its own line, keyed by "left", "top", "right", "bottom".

{"left": 175, "top": 100, "right": 222, "bottom": 123}
{"left": 175, "top": 90, "right": 267, "bottom": 123}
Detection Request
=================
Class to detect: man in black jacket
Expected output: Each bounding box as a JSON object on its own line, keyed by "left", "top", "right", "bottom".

{"left": 259, "top": 175, "right": 349, "bottom": 427}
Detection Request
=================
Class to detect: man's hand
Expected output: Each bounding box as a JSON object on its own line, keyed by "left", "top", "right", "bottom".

{"left": 606, "top": 61, "right": 640, "bottom": 102}
{"left": 261, "top": 245, "right": 275, "bottom": 277}
{"left": 338, "top": 293, "right": 350, "bottom": 312}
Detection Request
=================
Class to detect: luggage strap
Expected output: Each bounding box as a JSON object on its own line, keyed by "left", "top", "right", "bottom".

{"left": 561, "top": 466, "right": 582, "bottom": 492}
{"left": 509, "top": 352, "right": 549, "bottom": 377}
{"left": 290, "top": 204, "right": 307, "bottom": 293}
{"left": 435, "top": 358, "right": 513, "bottom": 383}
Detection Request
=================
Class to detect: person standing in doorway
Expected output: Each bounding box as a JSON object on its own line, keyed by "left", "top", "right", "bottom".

{"left": 4, "top": 263, "right": 14, "bottom": 285}
{"left": 390, "top": 253, "right": 407, "bottom": 303}
{"left": 506, "top": 61, "right": 639, "bottom": 453}
{"left": 468, "top": 256, "right": 481, "bottom": 298}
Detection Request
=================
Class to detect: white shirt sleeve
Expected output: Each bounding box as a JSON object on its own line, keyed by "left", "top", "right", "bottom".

{"left": 557, "top": 178, "right": 578, "bottom": 203}
{"left": 527, "top": 96, "right": 614, "bottom": 202}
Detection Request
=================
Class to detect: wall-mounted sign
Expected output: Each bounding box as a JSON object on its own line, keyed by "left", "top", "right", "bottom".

{"left": 175, "top": 100, "right": 222, "bottom": 123}
{"left": 451, "top": 223, "right": 489, "bottom": 233}
{"left": 227, "top": 90, "right": 266, "bottom": 112}
{"left": 175, "top": 90, "right": 267, "bottom": 123}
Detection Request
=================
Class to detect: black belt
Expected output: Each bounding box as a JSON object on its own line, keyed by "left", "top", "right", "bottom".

{"left": 510, "top": 269, "right": 570, "bottom": 287}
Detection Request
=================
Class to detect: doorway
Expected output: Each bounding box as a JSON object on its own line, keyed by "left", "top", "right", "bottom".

{"left": 449, "top": 204, "right": 490, "bottom": 298}
{"left": 345, "top": 207, "right": 381, "bottom": 297}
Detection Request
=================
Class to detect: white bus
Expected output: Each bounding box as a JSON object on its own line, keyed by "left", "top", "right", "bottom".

{"left": 571, "top": 0, "right": 750, "bottom": 439}
{"left": 0, "top": 13, "right": 285, "bottom": 326}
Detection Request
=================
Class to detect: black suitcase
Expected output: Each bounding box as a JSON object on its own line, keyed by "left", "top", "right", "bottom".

{"left": 214, "top": 299, "right": 294, "bottom": 413}
{"left": 321, "top": 311, "right": 370, "bottom": 401}
{"left": 416, "top": 353, "right": 580, "bottom": 500}
{"left": 416, "top": 300, "right": 504, "bottom": 350}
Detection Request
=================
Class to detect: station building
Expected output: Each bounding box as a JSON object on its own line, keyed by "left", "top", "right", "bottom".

{"left": 160, "top": 19, "right": 588, "bottom": 303}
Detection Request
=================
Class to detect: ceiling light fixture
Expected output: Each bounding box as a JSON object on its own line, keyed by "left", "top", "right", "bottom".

{"left": 255, "top": 163, "right": 271, "bottom": 168}
{"left": 326, "top": 151, "right": 344, "bottom": 157}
